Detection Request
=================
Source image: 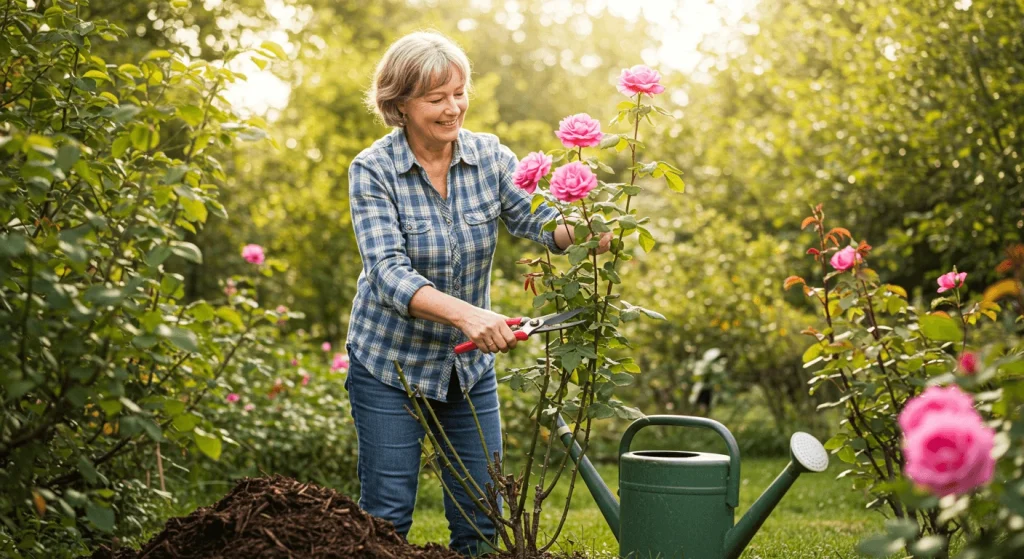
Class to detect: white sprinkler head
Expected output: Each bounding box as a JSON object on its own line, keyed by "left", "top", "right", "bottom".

{"left": 790, "top": 432, "right": 829, "bottom": 473}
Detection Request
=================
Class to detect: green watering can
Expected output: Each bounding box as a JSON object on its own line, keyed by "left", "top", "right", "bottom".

{"left": 556, "top": 415, "right": 829, "bottom": 559}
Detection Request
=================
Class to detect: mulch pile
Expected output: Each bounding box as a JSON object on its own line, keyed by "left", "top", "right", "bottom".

{"left": 91, "top": 475, "right": 465, "bottom": 559}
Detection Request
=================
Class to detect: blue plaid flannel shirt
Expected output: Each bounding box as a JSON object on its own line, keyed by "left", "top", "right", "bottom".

{"left": 345, "top": 127, "right": 565, "bottom": 401}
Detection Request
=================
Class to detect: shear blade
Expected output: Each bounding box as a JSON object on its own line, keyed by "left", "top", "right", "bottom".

{"left": 534, "top": 307, "right": 586, "bottom": 332}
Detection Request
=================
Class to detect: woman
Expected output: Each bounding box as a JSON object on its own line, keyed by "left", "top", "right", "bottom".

{"left": 344, "top": 30, "right": 611, "bottom": 555}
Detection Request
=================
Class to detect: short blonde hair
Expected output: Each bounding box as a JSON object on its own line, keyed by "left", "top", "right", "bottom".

{"left": 365, "top": 31, "right": 473, "bottom": 128}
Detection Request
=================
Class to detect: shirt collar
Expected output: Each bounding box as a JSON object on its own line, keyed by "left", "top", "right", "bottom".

{"left": 393, "top": 128, "right": 478, "bottom": 174}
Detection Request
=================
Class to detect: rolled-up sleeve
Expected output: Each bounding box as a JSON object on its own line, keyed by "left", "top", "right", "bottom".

{"left": 349, "top": 158, "right": 434, "bottom": 318}
{"left": 496, "top": 144, "right": 568, "bottom": 254}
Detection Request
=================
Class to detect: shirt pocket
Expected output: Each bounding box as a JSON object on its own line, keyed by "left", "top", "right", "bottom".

{"left": 462, "top": 201, "right": 501, "bottom": 262}
{"left": 400, "top": 217, "right": 439, "bottom": 271}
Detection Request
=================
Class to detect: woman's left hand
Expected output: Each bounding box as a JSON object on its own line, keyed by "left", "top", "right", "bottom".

{"left": 592, "top": 231, "right": 613, "bottom": 255}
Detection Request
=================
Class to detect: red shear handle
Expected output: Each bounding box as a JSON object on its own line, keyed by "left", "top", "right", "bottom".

{"left": 455, "top": 330, "right": 529, "bottom": 354}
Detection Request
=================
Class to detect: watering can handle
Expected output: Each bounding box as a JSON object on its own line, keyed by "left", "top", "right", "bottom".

{"left": 618, "top": 415, "right": 742, "bottom": 508}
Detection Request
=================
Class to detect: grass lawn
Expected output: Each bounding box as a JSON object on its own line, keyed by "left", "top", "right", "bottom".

{"left": 407, "top": 457, "right": 884, "bottom": 558}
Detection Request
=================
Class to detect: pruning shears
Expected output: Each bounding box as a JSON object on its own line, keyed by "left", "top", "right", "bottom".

{"left": 454, "top": 307, "right": 586, "bottom": 355}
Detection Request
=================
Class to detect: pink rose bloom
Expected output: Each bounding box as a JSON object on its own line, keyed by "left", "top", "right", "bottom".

{"left": 513, "top": 151, "right": 552, "bottom": 194}
{"left": 331, "top": 353, "right": 349, "bottom": 372}
{"left": 549, "top": 162, "right": 597, "bottom": 203}
{"left": 958, "top": 352, "right": 978, "bottom": 375}
{"left": 321, "top": 342, "right": 331, "bottom": 352}
{"left": 904, "top": 411, "right": 995, "bottom": 496}
{"left": 226, "top": 393, "right": 239, "bottom": 403}
{"left": 301, "top": 373, "right": 310, "bottom": 386}
{"left": 555, "top": 113, "right": 602, "bottom": 149}
{"left": 899, "top": 385, "right": 979, "bottom": 435}
{"left": 290, "top": 358, "right": 299, "bottom": 367}
{"left": 224, "top": 278, "right": 237, "bottom": 297}
{"left": 276, "top": 305, "right": 288, "bottom": 313}
{"left": 244, "top": 403, "right": 255, "bottom": 412}
{"left": 829, "top": 246, "right": 862, "bottom": 272}
{"left": 617, "top": 65, "right": 666, "bottom": 97}
{"left": 242, "top": 244, "right": 265, "bottom": 264}
{"left": 937, "top": 271, "right": 967, "bottom": 293}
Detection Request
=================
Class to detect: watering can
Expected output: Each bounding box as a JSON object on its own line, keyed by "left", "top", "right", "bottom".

{"left": 555, "top": 414, "right": 829, "bottom": 559}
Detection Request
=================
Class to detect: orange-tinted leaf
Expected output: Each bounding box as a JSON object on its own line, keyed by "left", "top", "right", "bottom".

{"left": 33, "top": 491, "right": 46, "bottom": 516}
{"left": 930, "top": 310, "right": 951, "bottom": 319}
{"left": 801, "top": 216, "right": 817, "bottom": 230}
{"left": 807, "top": 247, "right": 820, "bottom": 256}
{"left": 800, "top": 327, "right": 820, "bottom": 337}
{"left": 784, "top": 276, "right": 806, "bottom": 290}
{"left": 983, "top": 279, "right": 1021, "bottom": 303}
{"left": 829, "top": 227, "right": 852, "bottom": 240}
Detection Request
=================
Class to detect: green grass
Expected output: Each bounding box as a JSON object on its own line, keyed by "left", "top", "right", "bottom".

{"left": 407, "top": 458, "right": 883, "bottom": 558}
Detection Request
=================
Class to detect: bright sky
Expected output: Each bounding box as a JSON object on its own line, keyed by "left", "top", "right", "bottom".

{"left": 220, "top": 0, "right": 759, "bottom": 116}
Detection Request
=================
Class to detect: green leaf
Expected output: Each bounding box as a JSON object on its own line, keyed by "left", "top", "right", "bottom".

{"left": 84, "top": 285, "right": 124, "bottom": 306}
{"left": 260, "top": 40, "right": 287, "bottom": 60}
{"left": 530, "top": 194, "right": 546, "bottom": 214}
{"left": 82, "top": 69, "right": 111, "bottom": 83}
{"left": 169, "top": 241, "right": 203, "bottom": 264}
{"left": 180, "top": 197, "right": 208, "bottom": 223}
{"left": 56, "top": 144, "right": 81, "bottom": 172}
{"left": 598, "top": 133, "right": 620, "bottom": 149}
{"left": 823, "top": 434, "right": 846, "bottom": 450}
{"left": 567, "top": 245, "right": 589, "bottom": 265}
{"left": 86, "top": 501, "right": 115, "bottom": 533}
{"left": 193, "top": 428, "right": 222, "bottom": 460}
{"left": 638, "top": 228, "right": 655, "bottom": 253}
{"left": 665, "top": 172, "right": 685, "bottom": 193}
{"left": 918, "top": 314, "right": 963, "bottom": 342}
{"left": 173, "top": 413, "right": 201, "bottom": 433}
{"left": 177, "top": 105, "right": 204, "bottom": 127}
{"left": 166, "top": 327, "right": 200, "bottom": 353}
{"left": 216, "top": 307, "right": 245, "bottom": 329}
{"left": 143, "top": 49, "right": 172, "bottom": 61}
{"left": 837, "top": 446, "right": 856, "bottom": 464}
{"left": 112, "top": 135, "right": 132, "bottom": 158}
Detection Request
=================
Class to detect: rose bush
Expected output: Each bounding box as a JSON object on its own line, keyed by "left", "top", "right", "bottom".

{"left": 398, "top": 63, "right": 684, "bottom": 558}
{"left": 786, "top": 205, "right": 1023, "bottom": 558}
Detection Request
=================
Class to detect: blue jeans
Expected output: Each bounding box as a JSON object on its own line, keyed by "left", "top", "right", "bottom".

{"left": 344, "top": 346, "right": 503, "bottom": 556}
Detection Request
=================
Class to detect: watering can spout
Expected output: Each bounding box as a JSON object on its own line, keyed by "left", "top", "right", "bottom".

{"left": 723, "top": 433, "right": 830, "bottom": 559}
{"left": 554, "top": 415, "right": 620, "bottom": 540}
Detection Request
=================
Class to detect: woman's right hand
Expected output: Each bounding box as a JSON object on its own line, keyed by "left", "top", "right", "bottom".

{"left": 455, "top": 307, "right": 519, "bottom": 354}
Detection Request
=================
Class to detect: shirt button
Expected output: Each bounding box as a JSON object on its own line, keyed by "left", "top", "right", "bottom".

{"left": 445, "top": 217, "right": 453, "bottom": 225}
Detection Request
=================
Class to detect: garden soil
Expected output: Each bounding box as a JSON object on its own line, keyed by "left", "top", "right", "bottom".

{"left": 92, "top": 475, "right": 577, "bottom": 559}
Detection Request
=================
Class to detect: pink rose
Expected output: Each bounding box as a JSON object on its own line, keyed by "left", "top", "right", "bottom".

{"left": 937, "top": 271, "right": 967, "bottom": 293}
{"left": 549, "top": 162, "right": 597, "bottom": 203}
{"left": 290, "top": 358, "right": 299, "bottom": 367}
{"left": 555, "top": 113, "right": 602, "bottom": 149}
{"left": 244, "top": 403, "right": 255, "bottom": 412}
{"left": 226, "top": 393, "right": 240, "bottom": 403}
{"left": 829, "top": 246, "right": 862, "bottom": 272}
{"left": 898, "top": 385, "right": 979, "bottom": 435}
{"left": 242, "top": 244, "right": 265, "bottom": 264}
{"left": 224, "top": 279, "right": 237, "bottom": 297}
{"left": 276, "top": 305, "right": 288, "bottom": 313}
{"left": 301, "top": 373, "right": 310, "bottom": 386}
{"left": 513, "top": 151, "right": 552, "bottom": 194}
{"left": 958, "top": 352, "right": 978, "bottom": 375}
{"left": 321, "top": 342, "right": 331, "bottom": 352}
{"left": 617, "top": 65, "right": 666, "bottom": 97}
{"left": 904, "top": 411, "right": 995, "bottom": 496}
{"left": 331, "top": 353, "right": 349, "bottom": 372}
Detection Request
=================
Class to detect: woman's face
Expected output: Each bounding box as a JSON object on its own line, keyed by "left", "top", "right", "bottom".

{"left": 400, "top": 69, "right": 468, "bottom": 148}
